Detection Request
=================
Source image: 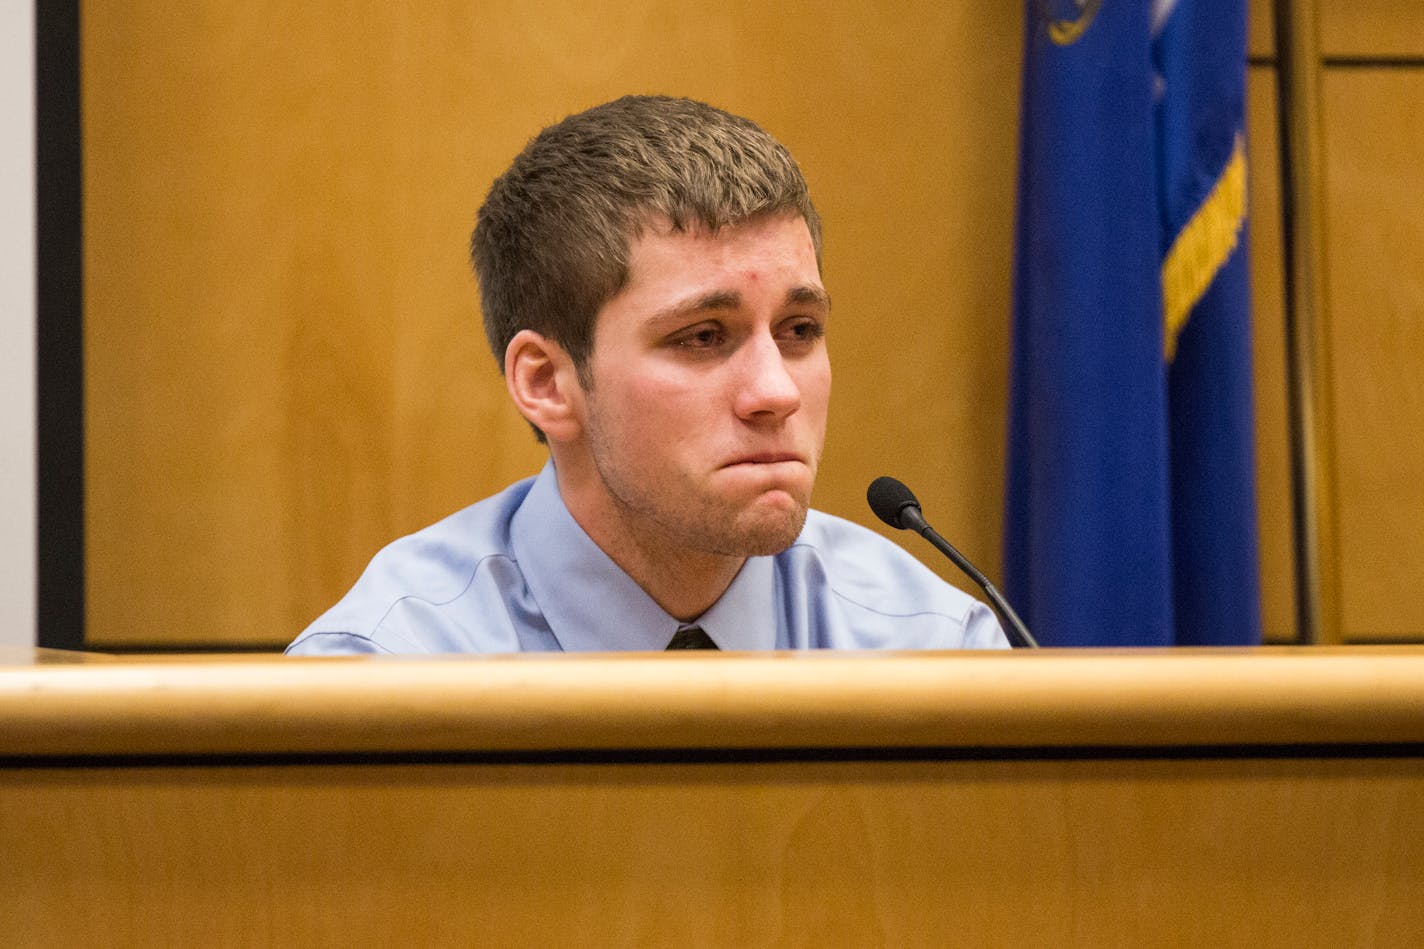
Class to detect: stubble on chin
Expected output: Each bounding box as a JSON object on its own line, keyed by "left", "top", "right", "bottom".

{"left": 723, "top": 501, "right": 814, "bottom": 555}
{"left": 694, "top": 493, "right": 811, "bottom": 558}
{"left": 607, "top": 472, "right": 812, "bottom": 561}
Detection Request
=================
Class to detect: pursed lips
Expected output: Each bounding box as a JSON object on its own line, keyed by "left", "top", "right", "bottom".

{"left": 722, "top": 452, "right": 804, "bottom": 467}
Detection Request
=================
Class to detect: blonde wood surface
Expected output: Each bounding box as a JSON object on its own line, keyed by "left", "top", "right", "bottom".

{"left": 0, "top": 647, "right": 114, "bottom": 666}
{"left": 3, "top": 651, "right": 1423, "bottom": 946}
{"left": 4, "top": 649, "right": 1424, "bottom": 758}
{"left": 5, "top": 757, "right": 1422, "bottom": 947}
{"left": 1248, "top": 0, "right": 1275, "bottom": 58}
{"left": 1320, "top": 0, "right": 1424, "bottom": 58}
{"left": 81, "top": 4, "right": 1027, "bottom": 648}
{"left": 1321, "top": 71, "right": 1424, "bottom": 641}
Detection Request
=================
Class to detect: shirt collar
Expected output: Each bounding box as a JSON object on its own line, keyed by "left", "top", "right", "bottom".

{"left": 691, "top": 554, "right": 775, "bottom": 651}
{"left": 509, "top": 461, "right": 776, "bottom": 652}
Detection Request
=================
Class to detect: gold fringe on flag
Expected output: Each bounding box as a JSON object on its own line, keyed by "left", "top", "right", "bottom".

{"left": 1162, "top": 134, "right": 1248, "bottom": 361}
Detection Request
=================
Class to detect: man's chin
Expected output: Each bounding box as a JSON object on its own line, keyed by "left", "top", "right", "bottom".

{"left": 721, "top": 500, "right": 809, "bottom": 557}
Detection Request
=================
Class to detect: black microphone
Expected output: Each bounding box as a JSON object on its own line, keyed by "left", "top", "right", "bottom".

{"left": 867, "top": 476, "right": 1039, "bottom": 649}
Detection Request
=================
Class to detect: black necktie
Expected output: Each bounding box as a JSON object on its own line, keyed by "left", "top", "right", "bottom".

{"left": 666, "top": 625, "right": 719, "bottom": 650}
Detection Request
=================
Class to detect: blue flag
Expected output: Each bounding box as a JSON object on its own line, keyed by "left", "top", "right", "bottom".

{"left": 1004, "top": 0, "right": 1261, "bottom": 646}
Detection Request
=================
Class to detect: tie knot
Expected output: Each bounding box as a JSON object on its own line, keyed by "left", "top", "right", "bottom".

{"left": 666, "top": 625, "right": 719, "bottom": 650}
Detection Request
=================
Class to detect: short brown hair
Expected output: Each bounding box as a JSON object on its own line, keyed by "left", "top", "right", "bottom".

{"left": 472, "top": 95, "right": 822, "bottom": 376}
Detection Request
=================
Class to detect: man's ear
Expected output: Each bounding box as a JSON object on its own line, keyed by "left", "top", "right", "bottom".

{"left": 504, "top": 329, "right": 584, "bottom": 443}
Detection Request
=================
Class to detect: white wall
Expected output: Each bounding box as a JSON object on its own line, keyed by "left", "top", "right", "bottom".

{"left": 1, "top": 1, "right": 37, "bottom": 649}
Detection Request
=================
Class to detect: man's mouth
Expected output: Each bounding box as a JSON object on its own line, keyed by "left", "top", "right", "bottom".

{"left": 723, "top": 452, "right": 803, "bottom": 467}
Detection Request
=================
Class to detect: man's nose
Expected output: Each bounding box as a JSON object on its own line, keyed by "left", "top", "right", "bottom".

{"left": 732, "top": 333, "right": 801, "bottom": 421}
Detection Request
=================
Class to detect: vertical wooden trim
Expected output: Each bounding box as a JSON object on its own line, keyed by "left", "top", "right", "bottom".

{"left": 35, "top": 0, "right": 85, "bottom": 650}
{"left": 1272, "top": 0, "right": 1340, "bottom": 643}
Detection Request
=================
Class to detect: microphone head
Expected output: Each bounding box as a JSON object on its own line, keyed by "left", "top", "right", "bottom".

{"left": 866, "top": 476, "right": 922, "bottom": 530}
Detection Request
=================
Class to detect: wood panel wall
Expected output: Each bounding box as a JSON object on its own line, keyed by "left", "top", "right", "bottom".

{"left": 1312, "top": 1, "right": 1424, "bottom": 640}
{"left": 81, "top": 3, "right": 1029, "bottom": 648}
{"left": 79, "top": 2, "right": 1416, "bottom": 648}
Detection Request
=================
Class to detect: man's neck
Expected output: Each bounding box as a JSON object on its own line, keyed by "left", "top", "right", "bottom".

{"left": 552, "top": 461, "right": 745, "bottom": 623}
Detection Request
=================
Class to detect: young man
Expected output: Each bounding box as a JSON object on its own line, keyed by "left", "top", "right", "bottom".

{"left": 287, "top": 95, "right": 1006, "bottom": 655}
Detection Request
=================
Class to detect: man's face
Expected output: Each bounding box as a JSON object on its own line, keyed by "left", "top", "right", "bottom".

{"left": 574, "top": 212, "right": 831, "bottom": 559}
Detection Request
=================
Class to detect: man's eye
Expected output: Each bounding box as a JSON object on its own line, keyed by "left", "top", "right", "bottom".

{"left": 676, "top": 326, "right": 724, "bottom": 349}
{"left": 780, "top": 319, "right": 825, "bottom": 343}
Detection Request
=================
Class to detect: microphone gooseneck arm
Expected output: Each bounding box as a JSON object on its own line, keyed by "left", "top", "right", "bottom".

{"left": 867, "top": 476, "right": 1039, "bottom": 649}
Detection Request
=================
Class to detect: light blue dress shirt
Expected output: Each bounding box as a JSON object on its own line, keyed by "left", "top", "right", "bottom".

{"left": 286, "top": 463, "right": 1007, "bottom": 654}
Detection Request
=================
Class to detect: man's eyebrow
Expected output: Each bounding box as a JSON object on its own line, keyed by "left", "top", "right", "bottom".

{"left": 647, "top": 286, "right": 830, "bottom": 328}
{"left": 649, "top": 291, "right": 742, "bottom": 325}
{"left": 786, "top": 285, "right": 831, "bottom": 310}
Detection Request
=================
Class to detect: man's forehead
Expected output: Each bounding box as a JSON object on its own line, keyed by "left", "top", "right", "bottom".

{"left": 629, "top": 208, "right": 812, "bottom": 244}
{"left": 598, "top": 211, "right": 825, "bottom": 324}
{"left": 625, "top": 213, "right": 817, "bottom": 270}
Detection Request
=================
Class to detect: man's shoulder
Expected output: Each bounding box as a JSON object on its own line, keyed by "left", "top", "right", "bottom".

{"left": 787, "top": 509, "right": 968, "bottom": 610}
{"left": 286, "top": 476, "right": 538, "bottom": 654}
{"left": 780, "top": 509, "right": 1005, "bottom": 647}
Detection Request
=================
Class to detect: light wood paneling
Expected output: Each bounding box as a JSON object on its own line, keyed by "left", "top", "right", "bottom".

{"left": 8, "top": 756, "right": 1424, "bottom": 947}
{"left": 82, "top": 4, "right": 1315, "bottom": 649}
{"left": 1320, "top": 70, "right": 1424, "bottom": 640}
{"left": 1246, "top": 67, "right": 1297, "bottom": 642}
{"left": 5, "top": 650, "right": 1424, "bottom": 945}
{"left": 82, "top": 3, "right": 1025, "bottom": 647}
{"left": 1249, "top": 0, "right": 1275, "bottom": 59}
{"left": 1320, "top": 1, "right": 1424, "bottom": 58}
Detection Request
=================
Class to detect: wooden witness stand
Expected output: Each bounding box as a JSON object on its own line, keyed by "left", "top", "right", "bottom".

{"left": 3, "top": 647, "right": 1423, "bottom": 946}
